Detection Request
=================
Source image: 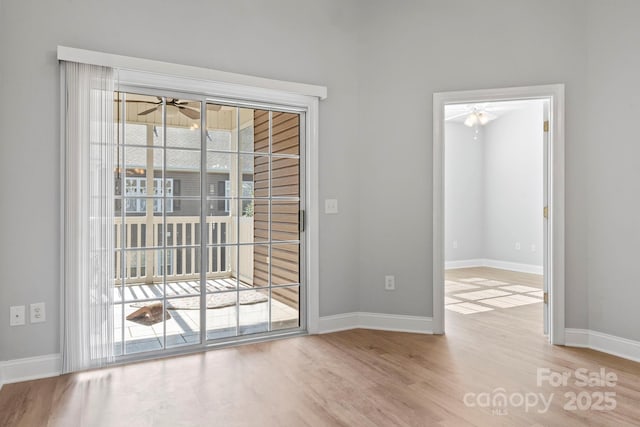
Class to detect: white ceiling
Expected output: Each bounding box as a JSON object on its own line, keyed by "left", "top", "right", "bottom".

{"left": 444, "top": 99, "right": 543, "bottom": 123}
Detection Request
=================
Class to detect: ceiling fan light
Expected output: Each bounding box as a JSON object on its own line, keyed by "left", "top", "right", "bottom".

{"left": 477, "top": 112, "right": 490, "bottom": 125}
{"left": 464, "top": 113, "right": 478, "bottom": 127}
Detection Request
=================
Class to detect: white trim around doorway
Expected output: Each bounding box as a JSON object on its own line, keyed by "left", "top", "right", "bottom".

{"left": 432, "top": 84, "right": 565, "bottom": 345}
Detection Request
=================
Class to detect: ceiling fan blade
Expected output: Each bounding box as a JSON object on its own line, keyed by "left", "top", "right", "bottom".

{"left": 482, "top": 111, "right": 498, "bottom": 120}
{"left": 114, "top": 99, "right": 161, "bottom": 104}
{"left": 179, "top": 105, "right": 200, "bottom": 112}
{"left": 138, "top": 106, "right": 160, "bottom": 116}
{"left": 178, "top": 106, "right": 201, "bottom": 120}
{"left": 445, "top": 111, "right": 472, "bottom": 121}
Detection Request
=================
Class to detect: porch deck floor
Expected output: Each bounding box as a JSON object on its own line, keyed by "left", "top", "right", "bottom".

{"left": 114, "top": 278, "right": 242, "bottom": 302}
{"left": 114, "top": 278, "right": 299, "bottom": 354}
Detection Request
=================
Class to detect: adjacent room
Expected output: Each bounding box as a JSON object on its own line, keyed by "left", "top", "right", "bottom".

{"left": 444, "top": 100, "right": 546, "bottom": 331}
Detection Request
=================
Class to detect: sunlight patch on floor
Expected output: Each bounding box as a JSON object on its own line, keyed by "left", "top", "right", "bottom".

{"left": 444, "top": 272, "right": 543, "bottom": 315}
{"left": 445, "top": 302, "right": 494, "bottom": 314}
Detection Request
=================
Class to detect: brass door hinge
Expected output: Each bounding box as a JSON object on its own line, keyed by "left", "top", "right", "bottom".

{"left": 543, "top": 206, "right": 548, "bottom": 219}
{"left": 543, "top": 292, "right": 548, "bottom": 304}
{"left": 543, "top": 120, "right": 549, "bottom": 132}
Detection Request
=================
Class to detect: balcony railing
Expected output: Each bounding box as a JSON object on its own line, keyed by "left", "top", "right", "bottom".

{"left": 114, "top": 216, "right": 234, "bottom": 285}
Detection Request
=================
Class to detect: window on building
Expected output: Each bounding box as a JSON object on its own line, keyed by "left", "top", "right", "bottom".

{"left": 124, "top": 177, "right": 173, "bottom": 213}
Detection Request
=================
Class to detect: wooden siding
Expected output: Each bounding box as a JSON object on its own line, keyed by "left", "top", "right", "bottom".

{"left": 253, "top": 111, "right": 300, "bottom": 309}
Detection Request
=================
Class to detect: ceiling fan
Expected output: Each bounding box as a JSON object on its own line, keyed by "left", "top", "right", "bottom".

{"left": 445, "top": 103, "right": 505, "bottom": 140}
{"left": 445, "top": 105, "right": 498, "bottom": 127}
{"left": 463, "top": 109, "right": 496, "bottom": 127}
{"left": 136, "top": 97, "right": 201, "bottom": 120}
{"left": 118, "top": 97, "right": 223, "bottom": 120}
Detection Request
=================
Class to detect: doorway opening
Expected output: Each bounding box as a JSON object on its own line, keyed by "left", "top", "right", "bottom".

{"left": 432, "top": 85, "right": 565, "bottom": 344}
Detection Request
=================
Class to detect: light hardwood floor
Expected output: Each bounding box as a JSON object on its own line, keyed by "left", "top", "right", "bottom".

{"left": 445, "top": 267, "right": 543, "bottom": 316}
{"left": 1, "top": 268, "right": 639, "bottom": 426}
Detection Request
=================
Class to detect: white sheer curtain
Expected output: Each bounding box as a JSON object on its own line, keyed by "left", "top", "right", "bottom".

{"left": 62, "top": 61, "right": 115, "bottom": 372}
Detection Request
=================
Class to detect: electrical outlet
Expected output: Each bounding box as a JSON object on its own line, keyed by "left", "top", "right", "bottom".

{"left": 515, "top": 242, "right": 521, "bottom": 250}
{"left": 531, "top": 244, "right": 536, "bottom": 252}
{"left": 10, "top": 305, "right": 26, "bottom": 326}
{"left": 384, "top": 275, "right": 396, "bottom": 291}
{"left": 453, "top": 240, "right": 458, "bottom": 249}
{"left": 30, "top": 302, "right": 46, "bottom": 324}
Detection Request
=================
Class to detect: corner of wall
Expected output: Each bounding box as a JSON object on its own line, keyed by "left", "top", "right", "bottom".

{"left": 565, "top": 329, "right": 640, "bottom": 363}
{"left": 318, "top": 312, "right": 433, "bottom": 335}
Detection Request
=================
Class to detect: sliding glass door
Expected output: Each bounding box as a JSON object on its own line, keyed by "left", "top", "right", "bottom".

{"left": 113, "top": 91, "right": 304, "bottom": 357}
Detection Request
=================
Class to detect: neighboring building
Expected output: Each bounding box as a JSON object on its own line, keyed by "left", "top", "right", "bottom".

{"left": 115, "top": 123, "right": 255, "bottom": 218}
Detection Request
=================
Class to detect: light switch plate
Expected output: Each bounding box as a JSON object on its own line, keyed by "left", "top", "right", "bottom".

{"left": 325, "top": 199, "right": 339, "bottom": 214}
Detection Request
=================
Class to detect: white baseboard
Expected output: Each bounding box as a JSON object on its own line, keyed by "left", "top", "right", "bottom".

{"left": 565, "top": 329, "right": 640, "bottom": 363}
{"left": 318, "top": 312, "right": 433, "bottom": 334}
{"left": 564, "top": 328, "right": 590, "bottom": 347}
{"left": 445, "top": 258, "right": 543, "bottom": 275}
{"left": 484, "top": 259, "right": 543, "bottom": 275}
{"left": 444, "top": 259, "right": 485, "bottom": 269}
{"left": 0, "top": 354, "right": 61, "bottom": 388}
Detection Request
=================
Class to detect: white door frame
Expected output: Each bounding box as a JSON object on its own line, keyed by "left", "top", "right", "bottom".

{"left": 432, "top": 84, "right": 565, "bottom": 345}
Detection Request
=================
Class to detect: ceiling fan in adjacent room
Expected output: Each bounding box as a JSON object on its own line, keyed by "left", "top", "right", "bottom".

{"left": 445, "top": 101, "right": 520, "bottom": 140}
{"left": 445, "top": 104, "right": 499, "bottom": 127}
{"left": 462, "top": 109, "right": 496, "bottom": 127}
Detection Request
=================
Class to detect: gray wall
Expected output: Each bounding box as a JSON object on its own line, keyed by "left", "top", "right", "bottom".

{"left": 356, "top": 0, "right": 588, "bottom": 319}
{"left": 586, "top": 1, "right": 640, "bottom": 341}
{"left": 484, "top": 103, "right": 544, "bottom": 266}
{"left": 3, "top": 0, "right": 640, "bottom": 361}
{"left": 444, "top": 123, "right": 485, "bottom": 261}
{"left": 0, "top": 0, "right": 362, "bottom": 361}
